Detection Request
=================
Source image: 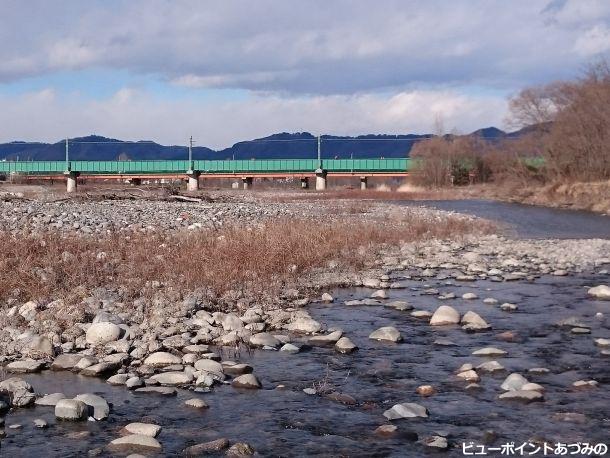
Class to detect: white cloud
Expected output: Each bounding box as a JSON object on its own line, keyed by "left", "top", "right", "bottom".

{"left": 574, "top": 24, "right": 610, "bottom": 55}
{"left": 0, "top": 88, "right": 506, "bottom": 148}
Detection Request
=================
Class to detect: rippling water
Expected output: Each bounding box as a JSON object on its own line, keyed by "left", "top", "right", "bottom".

{"left": 3, "top": 273, "right": 609, "bottom": 457}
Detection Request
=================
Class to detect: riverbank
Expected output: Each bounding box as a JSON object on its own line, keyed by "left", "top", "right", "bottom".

{"left": 1, "top": 192, "right": 609, "bottom": 455}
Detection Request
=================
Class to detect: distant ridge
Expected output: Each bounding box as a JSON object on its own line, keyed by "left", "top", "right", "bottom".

{"left": 0, "top": 127, "right": 527, "bottom": 162}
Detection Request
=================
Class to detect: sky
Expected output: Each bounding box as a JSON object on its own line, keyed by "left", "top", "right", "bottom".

{"left": 0, "top": 0, "right": 609, "bottom": 148}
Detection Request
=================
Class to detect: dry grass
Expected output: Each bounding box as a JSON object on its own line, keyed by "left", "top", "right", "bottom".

{"left": 269, "top": 187, "right": 460, "bottom": 203}
{"left": 0, "top": 216, "right": 494, "bottom": 306}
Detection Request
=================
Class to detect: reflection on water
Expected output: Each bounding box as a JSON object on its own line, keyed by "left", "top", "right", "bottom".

{"left": 3, "top": 274, "right": 609, "bottom": 456}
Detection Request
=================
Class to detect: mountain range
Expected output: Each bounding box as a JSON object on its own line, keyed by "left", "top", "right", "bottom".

{"left": 0, "top": 127, "right": 522, "bottom": 162}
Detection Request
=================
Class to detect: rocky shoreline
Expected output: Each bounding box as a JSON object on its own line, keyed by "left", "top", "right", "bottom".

{"left": 1, "top": 193, "right": 609, "bottom": 455}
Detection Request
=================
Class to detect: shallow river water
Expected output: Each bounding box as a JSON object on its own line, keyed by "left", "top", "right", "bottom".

{"left": 2, "top": 201, "right": 609, "bottom": 457}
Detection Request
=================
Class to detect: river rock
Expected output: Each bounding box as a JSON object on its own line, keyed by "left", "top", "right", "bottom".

{"left": 462, "top": 292, "right": 478, "bottom": 300}
{"left": 6, "top": 360, "right": 44, "bottom": 373}
{"left": 335, "top": 337, "right": 358, "bottom": 354}
{"left": 35, "top": 392, "right": 66, "bottom": 406}
{"left": 107, "top": 374, "right": 129, "bottom": 385}
{"left": 594, "top": 338, "right": 610, "bottom": 347}
{"left": 194, "top": 359, "right": 224, "bottom": 376}
{"left": 411, "top": 310, "right": 433, "bottom": 319}
{"left": 33, "top": 418, "right": 48, "bottom": 429}
{"left": 369, "top": 326, "right": 402, "bottom": 342}
{"left": 184, "top": 438, "right": 230, "bottom": 455}
{"left": 588, "top": 285, "right": 610, "bottom": 300}
{"left": 134, "top": 387, "right": 176, "bottom": 396}
{"left": 250, "top": 332, "right": 280, "bottom": 348}
{"left": 222, "top": 363, "right": 253, "bottom": 376}
{"left": 85, "top": 322, "right": 122, "bottom": 346}
{"left": 109, "top": 434, "right": 162, "bottom": 450}
{"left": 477, "top": 361, "right": 505, "bottom": 373}
{"left": 143, "top": 352, "right": 181, "bottom": 367}
{"left": 472, "top": 347, "right": 507, "bottom": 357}
{"left": 74, "top": 393, "right": 110, "bottom": 420}
{"left": 309, "top": 330, "right": 342, "bottom": 346}
{"left": 501, "top": 373, "right": 529, "bottom": 391}
{"left": 50, "top": 353, "right": 83, "bottom": 371}
{"left": 371, "top": 290, "right": 388, "bottom": 299}
{"left": 124, "top": 422, "right": 161, "bottom": 437}
{"left": 416, "top": 385, "right": 436, "bottom": 396}
{"left": 461, "top": 311, "right": 490, "bottom": 331}
{"left": 457, "top": 370, "right": 479, "bottom": 382}
{"left": 286, "top": 317, "right": 322, "bottom": 334}
{"left": 483, "top": 297, "right": 498, "bottom": 305}
{"left": 80, "top": 362, "right": 118, "bottom": 377}
{"left": 430, "top": 305, "right": 460, "bottom": 325}
{"left": 22, "top": 335, "right": 54, "bottom": 358}
{"left": 185, "top": 398, "right": 209, "bottom": 408}
{"left": 383, "top": 402, "right": 428, "bottom": 420}
{"left": 232, "top": 374, "right": 262, "bottom": 389}
{"left": 280, "top": 343, "right": 300, "bottom": 353}
{"left": 422, "top": 435, "right": 448, "bottom": 450}
{"left": 150, "top": 371, "right": 193, "bottom": 386}
{"left": 0, "top": 377, "right": 36, "bottom": 407}
{"left": 499, "top": 390, "right": 543, "bottom": 402}
{"left": 321, "top": 293, "right": 334, "bottom": 303}
{"left": 374, "top": 424, "right": 398, "bottom": 436}
{"left": 226, "top": 442, "right": 255, "bottom": 456}
{"left": 55, "top": 399, "right": 88, "bottom": 420}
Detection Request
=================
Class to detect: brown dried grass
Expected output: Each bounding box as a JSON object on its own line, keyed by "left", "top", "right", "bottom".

{"left": 0, "top": 216, "right": 494, "bottom": 305}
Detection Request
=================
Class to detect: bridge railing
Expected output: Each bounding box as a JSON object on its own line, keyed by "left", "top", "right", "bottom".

{"left": 0, "top": 158, "right": 411, "bottom": 174}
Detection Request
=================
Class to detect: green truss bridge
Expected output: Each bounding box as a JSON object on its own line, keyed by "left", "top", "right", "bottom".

{"left": 0, "top": 158, "right": 412, "bottom": 192}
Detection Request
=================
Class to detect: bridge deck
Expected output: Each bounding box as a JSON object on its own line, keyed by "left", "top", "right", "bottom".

{"left": 0, "top": 158, "right": 411, "bottom": 176}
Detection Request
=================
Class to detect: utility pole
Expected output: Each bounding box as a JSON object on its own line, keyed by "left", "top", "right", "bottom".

{"left": 65, "top": 138, "right": 69, "bottom": 170}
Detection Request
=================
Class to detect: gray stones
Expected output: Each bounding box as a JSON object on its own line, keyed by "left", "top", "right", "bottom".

{"left": 249, "top": 332, "right": 281, "bottom": 348}
{"left": 477, "top": 361, "right": 505, "bottom": 373}
{"left": 85, "top": 322, "right": 122, "bottom": 346}
{"left": 74, "top": 393, "right": 110, "bottom": 420}
{"left": 456, "top": 369, "right": 480, "bottom": 382}
{"left": 126, "top": 377, "right": 144, "bottom": 389}
{"left": 587, "top": 285, "right": 610, "bottom": 300}
{"left": 33, "top": 418, "right": 48, "bottom": 429}
{"left": 501, "top": 373, "right": 529, "bottom": 391}
{"left": 222, "top": 362, "right": 253, "bottom": 376}
{"left": 309, "top": 330, "right": 342, "bottom": 346}
{"left": 35, "top": 392, "right": 66, "bottom": 406}
{"left": 387, "top": 300, "right": 412, "bottom": 311}
{"left": 184, "top": 438, "right": 230, "bottom": 455}
{"left": 594, "top": 338, "right": 610, "bottom": 347}
{"left": 462, "top": 292, "right": 478, "bottom": 300}
{"left": 185, "top": 398, "right": 209, "bottom": 408}
{"left": 472, "top": 347, "right": 507, "bottom": 357}
{"left": 335, "top": 337, "right": 358, "bottom": 354}
{"left": 232, "top": 374, "right": 262, "bottom": 389}
{"left": 411, "top": 310, "right": 432, "bottom": 319}
{"left": 150, "top": 371, "right": 194, "bottom": 386}
{"left": 483, "top": 297, "right": 498, "bottom": 305}
{"left": 500, "top": 302, "right": 518, "bottom": 311}
{"left": 107, "top": 374, "right": 129, "bottom": 385}
{"left": 226, "top": 442, "right": 255, "bottom": 456}
{"left": 461, "top": 311, "right": 490, "bottom": 331}
{"left": 124, "top": 422, "right": 161, "bottom": 437}
{"left": 0, "top": 377, "right": 36, "bottom": 407}
{"left": 194, "top": 359, "right": 224, "bottom": 377}
{"left": 430, "top": 305, "right": 460, "bottom": 325}
{"left": 279, "top": 343, "right": 300, "bottom": 353}
{"left": 80, "top": 362, "right": 118, "bottom": 377}
{"left": 143, "top": 352, "right": 181, "bottom": 367}
{"left": 371, "top": 290, "right": 388, "bottom": 299}
{"left": 369, "top": 326, "right": 402, "bottom": 342}
{"left": 50, "top": 354, "right": 83, "bottom": 371}
{"left": 6, "top": 360, "right": 44, "bottom": 373}
{"left": 422, "top": 435, "right": 448, "bottom": 450}
{"left": 55, "top": 399, "right": 88, "bottom": 421}
{"left": 383, "top": 402, "right": 428, "bottom": 420}
{"left": 499, "top": 390, "right": 544, "bottom": 402}
{"left": 21, "top": 335, "right": 54, "bottom": 358}
{"left": 321, "top": 292, "right": 334, "bottom": 303}
{"left": 109, "top": 434, "right": 162, "bottom": 451}
{"left": 573, "top": 380, "right": 599, "bottom": 389}
{"left": 286, "top": 316, "right": 322, "bottom": 334}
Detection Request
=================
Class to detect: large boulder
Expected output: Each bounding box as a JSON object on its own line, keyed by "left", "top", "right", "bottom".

{"left": 35, "top": 393, "right": 66, "bottom": 406}
{"left": 55, "top": 399, "right": 88, "bottom": 421}
{"left": 430, "top": 305, "right": 460, "bottom": 326}
{"left": 109, "top": 434, "right": 162, "bottom": 451}
{"left": 6, "top": 360, "right": 44, "bottom": 373}
{"left": 143, "top": 352, "right": 181, "bottom": 367}
{"left": 461, "top": 311, "right": 490, "bottom": 331}
{"left": 86, "top": 322, "right": 121, "bottom": 346}
{"left": 74, "top": 393, "right": 110, "bottom": 420}
{"left": 588, "top": 285, "right": 610, "bottom": 300}
{"left": 0, "top": 377, "right": 35, "bottom": 407}
{"left": 369, "top": 326, "right": 402, "bottom": 342}
{"left": 51, "top": 354, "right": 84, "bottom": 371}
{"left": 249, "top": 333, "right": 281, "bottom": 348}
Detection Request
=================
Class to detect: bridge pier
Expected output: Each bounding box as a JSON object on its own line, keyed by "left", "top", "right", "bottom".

{"left": 186, "top": 170, "right": 200, "bottom": 192}
{"left": 231, "top": 181, "right": 240, "bottom": 189}
{"left": 315, "top": 169, "right": 327, "bottom": 191}
{"left": 300, "top": 177, "right": 309, "bottom": 189}
{"left": 360, "top": 176, "right": 368, "bottom": 190}
{"left": 242, "top": 177, "right": 253, "bottom": 190}
{"left": 130, "top": 178, "right": 142, "bottom": 186}
{"left": 64, "top": 171, "right": 80, "bottom": 193}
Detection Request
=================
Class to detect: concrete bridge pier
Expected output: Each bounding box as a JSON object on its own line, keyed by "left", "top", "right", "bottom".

{"left": 242, "top": 177, "right": 253, "bottom": 190}
{"left": 231, "top": 182, "right": 240, "bottom": 189}
{"left": 64, "top": 171, "right": 80, "bottom": 193}
{"left": 300, "top": 177, "right": 309, "bottom": 189}
{"left": 130, "top": 178, "right": 142, "bottom": 186}
{"left": 186, "top": 170, "right": 201, "bottom": 191}
{"left": 360, "top": 176, "right": 368, "bottom": 190}
{"left": 315, "top": 169, "right": 327, "bottom": 191}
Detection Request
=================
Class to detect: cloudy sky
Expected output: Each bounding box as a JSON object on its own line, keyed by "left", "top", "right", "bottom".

{"left": 1, "top": 0, "right": 609, "bottom": 147}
